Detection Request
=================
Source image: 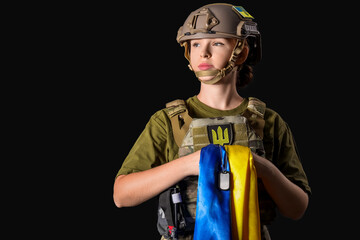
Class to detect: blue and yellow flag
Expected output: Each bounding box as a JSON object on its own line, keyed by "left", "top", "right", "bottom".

{"left": 194, "top": 144, "right": 261, "bottom": 240}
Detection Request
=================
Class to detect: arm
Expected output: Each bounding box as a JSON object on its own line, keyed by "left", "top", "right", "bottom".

{"left": 253, "top": 153, "right": 309, "bottom": 220}
{"left": 113, "top": 151, "right": 200, "bottom": 208}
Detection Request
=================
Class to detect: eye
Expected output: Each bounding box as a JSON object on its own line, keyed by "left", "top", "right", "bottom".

{"left": 192, "top": 42, "right": 200, "bottom": 48}
{"left": 213, "top": 42, "right": 224, "bottom": 46}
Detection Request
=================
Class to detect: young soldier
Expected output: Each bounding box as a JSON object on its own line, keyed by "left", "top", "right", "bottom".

{"left": 113, "top": 3, "right": 311, "bottom": 239}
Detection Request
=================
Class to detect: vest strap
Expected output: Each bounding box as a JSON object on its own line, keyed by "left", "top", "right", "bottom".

{"left": 165, "top": 99, "right": 193, "bottom": 147}
{"left": 242, "top": 97, "right": 266, "bottom": 139}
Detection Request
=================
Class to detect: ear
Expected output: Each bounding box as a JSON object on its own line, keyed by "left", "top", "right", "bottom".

{"left": 235, "top": 44, "right": 249, "bottom": 65}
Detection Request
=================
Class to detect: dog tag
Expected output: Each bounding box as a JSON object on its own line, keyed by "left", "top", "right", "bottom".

{"left": 219, "top": 171, "right": 230, "bottom": 191}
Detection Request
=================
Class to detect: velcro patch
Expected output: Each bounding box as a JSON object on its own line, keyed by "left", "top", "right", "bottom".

{"left": 233, "top": 6, "right": 254, "bottom": 19}
{"left": 207, "top": 124, "right": 233, "bottom": 146}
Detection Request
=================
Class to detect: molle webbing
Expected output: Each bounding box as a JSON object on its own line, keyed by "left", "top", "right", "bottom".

{"left": 192, "top": 123, "right": 248, "bottom": 151}
{"left": 165, "top": 97, "right": 266, "bottom": 148}
{"left": 178, "top": 115, "right": 264, "bottom": 158}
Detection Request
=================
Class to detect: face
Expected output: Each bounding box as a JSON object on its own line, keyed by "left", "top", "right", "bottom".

{"left": 189, "top": 38, "right": 237, "bottom": 82}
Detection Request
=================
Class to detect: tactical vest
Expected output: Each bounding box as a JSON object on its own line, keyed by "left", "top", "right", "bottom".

{"left": 158, "top": 98, "right": 275, "bottom": 240}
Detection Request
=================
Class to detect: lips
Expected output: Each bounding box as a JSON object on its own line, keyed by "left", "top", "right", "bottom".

{"left": 198, "top": 63, "right": 214, "bottom": 70}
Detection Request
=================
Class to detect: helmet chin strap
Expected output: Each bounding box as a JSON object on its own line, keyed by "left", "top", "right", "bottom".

{"left": 192, "top": 40, "right": 245, "bottom": 85}
{"left": 195, "top": 66, "right": 232, "bottom": 85}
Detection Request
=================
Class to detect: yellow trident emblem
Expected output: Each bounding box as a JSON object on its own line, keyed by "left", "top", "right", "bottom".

{"left": 211, "top": 126, "right": 230, "bottom": 146}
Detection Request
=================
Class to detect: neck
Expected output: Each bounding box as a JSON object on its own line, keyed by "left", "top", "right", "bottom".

{"left": 197, "top": 69, "right": 243, "bottom": 110}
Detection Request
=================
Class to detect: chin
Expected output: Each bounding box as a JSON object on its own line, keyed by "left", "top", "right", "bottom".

{"left": 199, "top": 76, "right": 216, "bottom": 82}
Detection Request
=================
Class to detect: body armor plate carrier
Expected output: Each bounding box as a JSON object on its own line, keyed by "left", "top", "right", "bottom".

{"left": 157, "top": 98, "right": 275, "bottom": 240}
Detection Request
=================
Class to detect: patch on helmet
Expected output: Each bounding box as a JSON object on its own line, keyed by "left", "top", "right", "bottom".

{"left": 233, "top": 6, "right": 254, "bottom": 19}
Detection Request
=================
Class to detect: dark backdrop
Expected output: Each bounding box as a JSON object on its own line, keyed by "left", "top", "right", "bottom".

{"left": 63, "top": 1, "right": 357, "bottom": 239}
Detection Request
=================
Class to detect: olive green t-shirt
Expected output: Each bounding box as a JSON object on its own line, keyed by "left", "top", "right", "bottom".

{"left": 116, "top": 96, "right": 311, "bottom": 195}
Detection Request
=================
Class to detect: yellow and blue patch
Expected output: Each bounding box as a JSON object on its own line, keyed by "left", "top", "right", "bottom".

{"left": 233, "top": 5, "right": 254, "bottom": 19}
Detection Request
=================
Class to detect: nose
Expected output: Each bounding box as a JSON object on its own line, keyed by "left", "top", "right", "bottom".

{"left": 200, "top": 46, "right": 211, "bottom": 59}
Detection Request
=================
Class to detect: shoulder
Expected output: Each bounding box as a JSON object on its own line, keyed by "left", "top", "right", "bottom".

{"left": 147, "top": 97, "right": 193, "bottom": 128}
{"left": 164, "top": 99, "right": 187, "bottom": 118}
{"left": 148, "top": 108, "right": 172, "bottom": 131}
{"left": 264, "top": 107, "right": 287, "bottom": 130}
{"left": 247, "top": 97, "right": 266, "bottom": 118}
{"left": 262, "top": 106, "right": 291, "bottom": 149}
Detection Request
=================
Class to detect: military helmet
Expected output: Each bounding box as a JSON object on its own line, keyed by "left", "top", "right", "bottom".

{"left": 176, "top": 3, "right": 261, "bottom": 84}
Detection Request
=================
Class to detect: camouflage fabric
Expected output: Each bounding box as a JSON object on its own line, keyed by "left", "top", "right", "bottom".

{"left": 116, "top": 95, "right": 310, "bottom": 240}
{"left": 161, "top": 114, "right": 272, "bottom": 240}
{"left": 242, "top": 97, "right": 266, "bottom": 139}
{"left": 178, "top": 115, "right": 266, "bottom": 224}
{"left": 179, "top": 115, "right": 265, "bottom": 157}
{"left": 160, "top": 98, "right": 276, "bottom": 240}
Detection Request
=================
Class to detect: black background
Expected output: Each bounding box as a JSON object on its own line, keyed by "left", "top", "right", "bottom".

{"left": 50, "top": 1, "right": 358, "bottom": 239}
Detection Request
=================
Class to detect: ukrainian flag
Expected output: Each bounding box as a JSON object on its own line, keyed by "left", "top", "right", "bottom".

{"left": 194, "top": 144, "right": 261, "bottom": 240}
